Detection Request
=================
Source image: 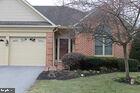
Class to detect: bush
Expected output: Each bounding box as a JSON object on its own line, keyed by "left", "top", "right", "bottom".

{"left": 117, "top": 58, "right": 140, "bottom": 72}
{"left": 62, "top": 53, "right": 86, "bottom": 70}
{"left": 80, "top": 57, "right": 118, "bottom": 71}
{"left": 62, "top": 52, "right": 140, "bottom": 72}
{"left": 80, "top": 57, "right": 140, "bottom": 72}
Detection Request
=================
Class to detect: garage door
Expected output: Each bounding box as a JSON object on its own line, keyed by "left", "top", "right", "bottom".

{"left": 10, "top": 37, "right": 46, "bottom": 66}
{"left": 0, "top": 37, "right": 8, "bottom": 65}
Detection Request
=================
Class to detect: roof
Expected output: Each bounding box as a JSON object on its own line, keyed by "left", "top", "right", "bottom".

{"left": 34, "top": 6, "right": 86, "bottom": 26}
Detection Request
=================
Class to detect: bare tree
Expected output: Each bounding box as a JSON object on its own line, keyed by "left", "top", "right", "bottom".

{"left": 63, "top": 0, "right": 140, "bottom": 80}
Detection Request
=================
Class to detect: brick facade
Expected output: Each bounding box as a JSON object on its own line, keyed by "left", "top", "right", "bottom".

{"left": 75, "top": 33, "right": 126, "bottom": 58}
{"left": 114, "top": 43, "right": 131, "bottom": 58}
{"left": 45, "top": 32, "right": 55, "bottom": 71}
{"left": 47, "top": 31, "right": 131, "bottom": 70}
{"left": 75, "top": 33, "right": 94, "bottom": 56}
{"left": 113, "top": 44, "right": 124, "bottom": 58}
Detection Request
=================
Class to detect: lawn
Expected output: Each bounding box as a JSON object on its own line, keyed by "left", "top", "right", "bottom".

{"left": 27, "top": 72, "right": 140, "bottom": 93}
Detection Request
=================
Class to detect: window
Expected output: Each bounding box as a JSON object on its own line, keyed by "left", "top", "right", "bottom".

{"left": 95, "top": 37, "right": 112, "bottom": 56}
{"left": 105, "top": 38, "right": 112, "bottom": 55}
{"left": 95, "top": 37, "right": 103, "bottom": 55}
{"left": 95, "top": 25, "right": 112, "bottom": 56}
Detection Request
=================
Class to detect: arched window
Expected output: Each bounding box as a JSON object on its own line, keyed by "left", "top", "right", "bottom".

{"left": 95, "top": 25, "right": 112, "bottom": 56}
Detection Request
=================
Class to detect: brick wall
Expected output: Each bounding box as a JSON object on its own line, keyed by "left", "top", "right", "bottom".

{"left": 75, "top": 33, "right": 94, "bottom": 56}
{"left": 114, "top": 43, "right": 132, "bottom": 58}
{"left": 113, "top": 44, "right": 124, "bottom": 58}
{"left": 75, "top": 33, "right": 128, "bottom": 58}
{"left": 46, "top": 32, "right": 54, "bottom": 70}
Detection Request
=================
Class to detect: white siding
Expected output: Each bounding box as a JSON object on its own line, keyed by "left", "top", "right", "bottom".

{"left": 0, "top": 0, "right": 45, "bottom": 21}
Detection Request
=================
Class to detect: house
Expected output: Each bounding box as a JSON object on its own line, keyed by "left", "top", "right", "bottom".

{"left": 0, "top": 0, "right": 125, "bottom": 70}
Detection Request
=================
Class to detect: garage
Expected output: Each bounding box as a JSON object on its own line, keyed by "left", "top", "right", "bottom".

{"left": 10, "top": 37, "right": 46, "bottom": 66}
{"left": 0, "top": 35, "right": 46, "bottom": 66}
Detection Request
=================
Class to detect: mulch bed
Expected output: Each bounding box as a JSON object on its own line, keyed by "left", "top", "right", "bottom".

{"left": 37, "top": 70, "right": 100, "bottom": 80}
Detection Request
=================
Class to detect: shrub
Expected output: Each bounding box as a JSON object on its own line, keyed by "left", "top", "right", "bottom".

{"left": 117, "top": 58, "right": 140, "bottom": 72}
{"left": 62, "top": 53, "right": 86, "bottom": 70}
{"left": 62, "top": 53, "right": 140, "bottom": 72}
{"left": 80, "top": 57, "right": 140, "bottom": 72}
{"left": 80, "top": 57, "right": 118, "bottom": 71}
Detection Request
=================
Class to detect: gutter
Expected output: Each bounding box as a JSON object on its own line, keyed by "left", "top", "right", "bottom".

{"left": 0, "top": 25, "right": 57, "bottom": 28}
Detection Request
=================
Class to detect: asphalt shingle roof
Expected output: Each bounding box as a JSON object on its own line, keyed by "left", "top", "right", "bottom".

{"left": 34, "top": 6, "right": 86, "bottom": 26}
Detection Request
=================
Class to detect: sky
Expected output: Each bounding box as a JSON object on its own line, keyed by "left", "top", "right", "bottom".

{"left": 27, "top": 0, "right": 61, "bottom": 6}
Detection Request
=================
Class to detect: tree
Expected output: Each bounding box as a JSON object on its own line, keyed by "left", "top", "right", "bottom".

{"left": 62, "top": 0, "right": 140, "bottom": 80}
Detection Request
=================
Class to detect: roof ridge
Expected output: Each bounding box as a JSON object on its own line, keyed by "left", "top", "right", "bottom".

{"left": 34, "top": 5, "right": 85, "bottom": 13}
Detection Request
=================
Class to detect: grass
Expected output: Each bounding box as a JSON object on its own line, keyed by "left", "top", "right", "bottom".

{"left": 27, "top": 72, "right": 140, "bottom": 93}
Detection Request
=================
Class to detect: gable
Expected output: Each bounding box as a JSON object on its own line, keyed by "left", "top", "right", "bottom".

{"left": 0, "top": 0, "right": 48, "bottom": 22}
{"left": 34, "top": 6, "right": 86, "bottom": 26}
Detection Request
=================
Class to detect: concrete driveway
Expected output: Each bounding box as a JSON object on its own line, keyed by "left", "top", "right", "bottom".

{"left": 0, "top": 66, "right": 44, "bottom": 93}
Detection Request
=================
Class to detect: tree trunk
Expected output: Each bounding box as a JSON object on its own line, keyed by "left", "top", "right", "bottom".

{"left": 123, "top": 44, "right": 130, "bottom": 80}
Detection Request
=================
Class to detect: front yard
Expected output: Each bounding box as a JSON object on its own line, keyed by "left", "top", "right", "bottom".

{"left": 28, "top": 72, "right": 140, "bottom": 93}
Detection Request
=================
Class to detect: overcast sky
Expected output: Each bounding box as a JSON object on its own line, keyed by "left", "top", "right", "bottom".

{"left": 27, "top": 0, "right": 61, "bottom": 6}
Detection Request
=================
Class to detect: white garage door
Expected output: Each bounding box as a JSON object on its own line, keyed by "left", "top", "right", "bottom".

{"left": 0, "top": 37, "right": 8, "bottom": 65}
{"left": 10, "top": 37, "right": 46, "bottom": 66}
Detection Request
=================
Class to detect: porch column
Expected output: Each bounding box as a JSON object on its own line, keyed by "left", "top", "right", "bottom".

{"left": 46, "top": 32, "right": 55, "bottom": 70}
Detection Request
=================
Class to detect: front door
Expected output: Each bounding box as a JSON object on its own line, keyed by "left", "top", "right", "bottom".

{"left": 59, "top": 39, "right": 69, "bottom": 59}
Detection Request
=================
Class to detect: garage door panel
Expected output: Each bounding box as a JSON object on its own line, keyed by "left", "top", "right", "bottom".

{"left": 10, "top": 37, "right": 46, "bottom": 66}
{"left": 0, "top": 37, "right": 8, "bottom": 65}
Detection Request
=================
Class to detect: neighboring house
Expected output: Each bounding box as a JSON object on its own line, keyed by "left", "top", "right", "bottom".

{"left": 0, "top": 0, "right": 125, "bottom": 70}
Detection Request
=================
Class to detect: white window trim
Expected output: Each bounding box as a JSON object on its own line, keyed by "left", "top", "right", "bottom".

{"left": 102, "top": 38, "right": 105, "bottom": 55}
{"left": 56, "top": 38, "right": 72, "bottom": 62}
{"left": 94, "top": 55, "right": 114, "bottom": 57}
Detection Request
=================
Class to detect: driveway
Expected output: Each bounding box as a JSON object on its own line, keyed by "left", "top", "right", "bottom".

{"left": 0, "top": 66, "right": 44, "bottom": 93}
